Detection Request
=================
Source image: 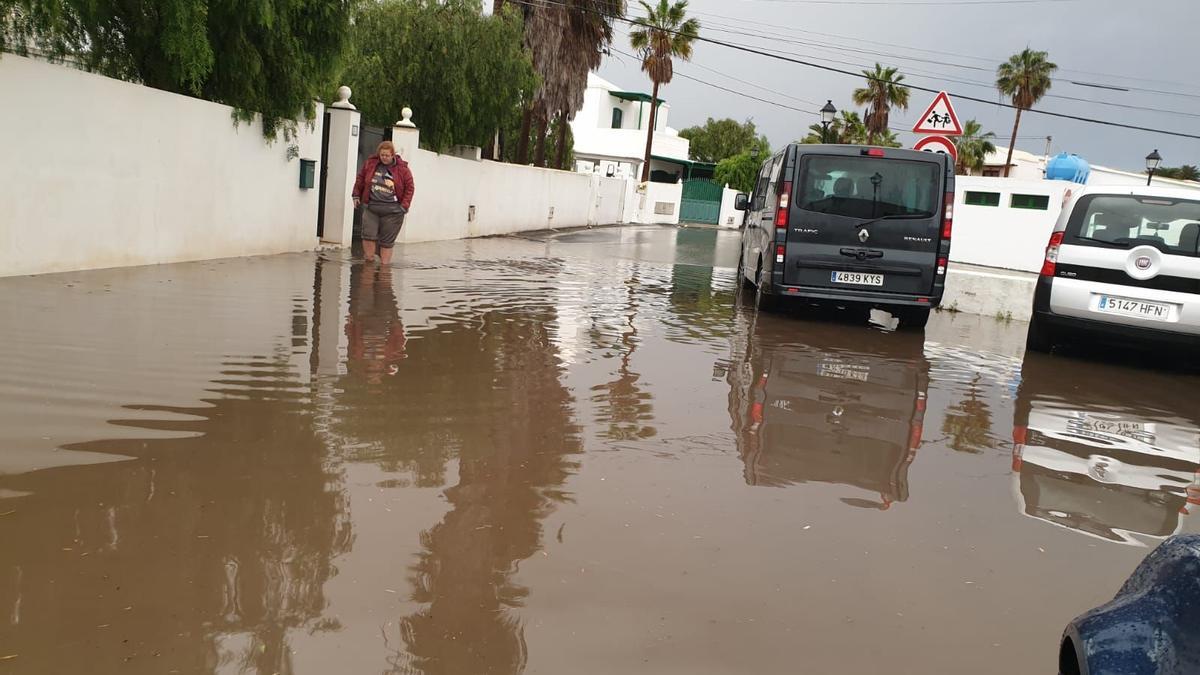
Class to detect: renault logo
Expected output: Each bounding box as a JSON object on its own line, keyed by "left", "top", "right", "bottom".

{"left": 1135, "top": 255, "right": 1152, "bottom": 270}
{"left": 858, "top": 228, "right": 870, "bottom": 243}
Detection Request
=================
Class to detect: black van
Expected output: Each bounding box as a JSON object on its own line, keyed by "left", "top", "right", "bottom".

{"left": 735, "top": 144, "right": 955, "bottom": 328}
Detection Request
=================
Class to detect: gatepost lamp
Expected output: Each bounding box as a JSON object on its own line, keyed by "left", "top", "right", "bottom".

{"left": 820, "top": 100, "right": 837, "bottom": 143}
{"left": 1146, "top": 149, "right": 1162, "bottom": 186}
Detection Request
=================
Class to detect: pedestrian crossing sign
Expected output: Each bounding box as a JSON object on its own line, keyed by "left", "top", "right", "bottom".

{"left": 912, "top": 91, "right": 963, "bottom": 136}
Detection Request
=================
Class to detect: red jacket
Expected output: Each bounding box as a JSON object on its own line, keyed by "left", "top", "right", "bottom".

{"left": 353, "top": 155, "right": 415, "bottom": 210}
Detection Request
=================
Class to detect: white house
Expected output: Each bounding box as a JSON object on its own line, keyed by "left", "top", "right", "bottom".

{"left": 570, "top": 73, "right": 701, "bottom": 182}
{"left": 977, "top": 146, "right": 1200, "bottom": 191}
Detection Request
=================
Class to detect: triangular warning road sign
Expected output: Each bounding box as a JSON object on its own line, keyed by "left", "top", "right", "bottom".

{"left": 912, "top": 91, "right": 963, "bottom": 136}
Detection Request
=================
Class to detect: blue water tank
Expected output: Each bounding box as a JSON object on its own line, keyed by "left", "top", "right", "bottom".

{"left": 1045, "top": 152, "right": 1091, "bottom": 184}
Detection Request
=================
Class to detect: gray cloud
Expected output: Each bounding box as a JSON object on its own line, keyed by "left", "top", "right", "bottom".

{"left": 599, "top": 0, "right": 1200, "bottom": 171}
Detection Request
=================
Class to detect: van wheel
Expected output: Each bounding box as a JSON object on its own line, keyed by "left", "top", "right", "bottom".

{"left": 1026, "top": 314, "right": 1055, "bottom": 353}
{"left": 736, "top": 251, "right": 753, "bottom": 290}
{"left": 756, "top": 287, "right": 778, "bottom": 312}
{"left": 895, "top": 306, "right": 931, "bottom": 329}
{"left": 754, "top": 260, "right": 777, "bottom": 312}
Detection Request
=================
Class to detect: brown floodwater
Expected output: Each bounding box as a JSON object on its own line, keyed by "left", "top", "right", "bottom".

{"left": 1, "top": 225, "right": 1197, "bottom": 674}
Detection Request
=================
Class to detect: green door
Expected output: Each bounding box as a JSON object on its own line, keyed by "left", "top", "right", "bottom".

{"left": 680, "top": 179, "right": 723, "bottom": 224}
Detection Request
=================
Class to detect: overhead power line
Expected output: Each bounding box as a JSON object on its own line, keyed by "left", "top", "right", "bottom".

{"left": 609, "top": 7, "right": 1200, "bottom": 115}
{"left": 688, "top": 18, "right": 1200, "bottom": 103}
{"left": 736, "top": 0, "right": 1080, "bottom": 4}
{"left": 508, "top": 0, "right": 1200, "bottom": 141}
{"left": 685, "top": 23, "right": 1200, "bottom": 118}
{"left": 608, "top": 38, "right": 1048, "bottom": 140}
{"left": 678, "top": 7, "right": 1200, "bottom": 97}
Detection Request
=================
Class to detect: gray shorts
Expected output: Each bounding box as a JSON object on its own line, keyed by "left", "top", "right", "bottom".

{"left": 362, "top": 202, "right": 407, "bottom": 247}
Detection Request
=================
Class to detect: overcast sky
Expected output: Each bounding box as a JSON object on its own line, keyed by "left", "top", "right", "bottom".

{"left": 594, "top": 0, "right": 1200, "bottom": 172}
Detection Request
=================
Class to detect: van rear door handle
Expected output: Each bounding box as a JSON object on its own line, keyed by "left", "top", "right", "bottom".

{"left": 839, "top": 248, "right": 884, "bottom": 260}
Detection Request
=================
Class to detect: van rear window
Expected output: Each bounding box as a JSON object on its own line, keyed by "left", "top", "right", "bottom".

{"left": 1068, "top": 195, "right": 1200, "bottom": 257}
{"left": 797, "top": 156, "right": 940, "bottom": 220}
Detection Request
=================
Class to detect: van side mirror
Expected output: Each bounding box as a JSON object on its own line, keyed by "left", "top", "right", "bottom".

{"left": 734, "top": 193, "right": 749, "bottom": 211}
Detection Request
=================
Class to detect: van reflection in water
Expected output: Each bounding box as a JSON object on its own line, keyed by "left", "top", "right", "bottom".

{"left": 727, "top": 315, "right": 930, "bottom": 510}
{"left": 1011, "top": 355, "right": 1200, "bottom": 545}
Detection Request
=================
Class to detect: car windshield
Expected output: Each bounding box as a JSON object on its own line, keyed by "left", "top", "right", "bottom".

{"left": 797, "top": 155, "right": 940, "bottom": 220}
{"left": 1068, "top": 195, "right": 1200, "bottom": 257}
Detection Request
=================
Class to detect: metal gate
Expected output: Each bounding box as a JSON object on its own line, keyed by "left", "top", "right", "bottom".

{"left": 352, "top": 125, "right": 392, "bottom": 236}
{"left": 680, "top": 179, "right": 722, "bottom": 224}
{"left": 316, "top": 111, "right": 331, "bottom": 238}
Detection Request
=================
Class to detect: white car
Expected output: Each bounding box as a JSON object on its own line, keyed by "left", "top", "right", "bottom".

{"left": 1027, "top": 185, "right": 1200, "bottom": 352}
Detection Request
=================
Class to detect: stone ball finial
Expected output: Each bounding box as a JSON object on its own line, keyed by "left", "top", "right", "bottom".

{"left": 331, "top": 85, "right": 356, "bottom": 110}
{"left": 396, "top": 107, "right": 416, "bottom": 128}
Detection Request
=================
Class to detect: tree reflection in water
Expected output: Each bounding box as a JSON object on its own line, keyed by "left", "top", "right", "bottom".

{"left": 0, "top": 357, "right": 352, "bottom": 674}
{"left": 941, "top": 373, "right": 993, "bottom": 454}
{"left": 383, "top": 307, "right": 581, "bottom": 675}
{"left": 591, "top": 266, "right": 656, "bottom": 441}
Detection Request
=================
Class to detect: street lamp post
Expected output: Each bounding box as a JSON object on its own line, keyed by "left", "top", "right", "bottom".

{"left": 1146, "top": 149, "right": 1162, "bottom": 186}
{"left": 820, "top": 100, "right": 837, "bottom": 144}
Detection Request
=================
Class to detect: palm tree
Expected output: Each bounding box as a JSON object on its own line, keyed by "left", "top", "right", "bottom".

{"left": 799, "top": 123, "right": 827, "bottom": 145}
{"left": 799, "top": 111, "right": 869, "bottom": 145}
{"left": 516, "top": 0, "right": 624, "bottom": 167}
{"left": 1178, "top": 165, "right": 1200, "bottom": 182}
{"left": 996, "top": 48, "right": 1057, "bottom": 177}
{"left": 954, "top": 119, "right": 997, "bottom": 174}
{"left": 835, "top": 111, "right": 869, "bottom": 145}
{"left": 852, "top": 64, "right": 909, "bottom": 145}
{"left": 554, "top": 0, "right": 624, "bottom": 169}
{"left": 876, "top": 128, "right": 902, "bottom": 148}
{"left": 630, "top": 0, "right": 700, "bottom": 182}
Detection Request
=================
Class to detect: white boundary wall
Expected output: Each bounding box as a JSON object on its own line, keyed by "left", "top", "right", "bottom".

{"left": 717, "top": 185, "right": 743, "bottom": 229}
{"left": 631, "top": 181, "right": 682, "bottom": 225}
{"left": 0, "top": 55, "right": 321, "bottom": 278}
{"left": 590, "top": 174, "right": 628, "bottom": 226}
{"left": 950, "top": 176, "right": 1072, "bottom": 273}
{"left": 0, "top": 56, "right": 685, "bottom": 275}
{"left": 395, "top": 150, "right": 628, "bottom": 243}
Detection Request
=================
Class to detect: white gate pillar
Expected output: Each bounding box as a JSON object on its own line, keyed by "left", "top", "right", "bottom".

{"left": 391, "top": 107, "right": 420, "bottom": 162}
{"left": 321, "top": 86, "right": 361, "bottom": 246}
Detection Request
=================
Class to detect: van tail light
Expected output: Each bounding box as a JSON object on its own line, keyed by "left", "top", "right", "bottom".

{"left": 937, "top": 257, "right": 947, "bottom": 276}
{"left": 1012, "top": 426, "right": 1026, "bottom": 471}
{"left": 908, "top": 422, "right": 923, "bottom": 450}
{"left": 775, "top": 181, "right": 792, "bottom": 229}
{"left": 1040, "top": 232, "right": 1065, "bottom": 277}
{"left": 941, "top": 192, "right": 954, "bottom": 240}
{"left": 865, "top": 148, "right": 885, "bottom": 157}
{"left": 775, "top": 244, "right": 785, "bottom": 264}
{"left": 908, "top": 393, "right": 926, "bottom": 451}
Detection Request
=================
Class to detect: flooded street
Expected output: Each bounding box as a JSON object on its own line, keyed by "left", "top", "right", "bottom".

{"left": 1, "top": 225, "right": 1198, "bottom": 674}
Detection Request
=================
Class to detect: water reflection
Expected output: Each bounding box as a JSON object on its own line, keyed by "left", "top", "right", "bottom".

{"left": 1012, "top": 354, "right": 1200, "bottom": 545}
{"left": 9, "top": 229, "right": 1199, "bottom": 674}
{"left": 0, "top": 362, "right": 351, "bottom": 673}
{"left": 941, "top": 371, "right": 994, "bottom": 454}
{"left": 591, "top": 266, "right": 656, "bottom": 440}
{"left": 345, "top": 264, "right": 407, "bottom": 385}
{"left": 390, "top": 307, "right": 581, "bottom": 675}
{"left": 727, "top": 315, "right": 929, "bottom": 509}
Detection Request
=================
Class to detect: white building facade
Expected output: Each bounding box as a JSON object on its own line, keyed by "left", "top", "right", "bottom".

{"left": 977, "top": 146, "right": 1200, "bottom": 191}
{"left": 570, "top": 73, "right": 695, "bottom": 181}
